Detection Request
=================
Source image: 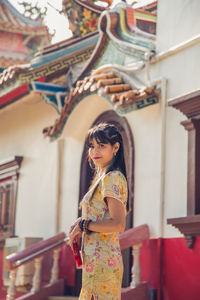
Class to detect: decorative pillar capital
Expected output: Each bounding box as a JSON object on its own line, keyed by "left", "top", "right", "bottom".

{"left": 181, "top": 118, "right": 200, "bottom": 131}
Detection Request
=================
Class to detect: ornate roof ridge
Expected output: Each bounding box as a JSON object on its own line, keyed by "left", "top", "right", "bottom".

{"left": 72, "top": 6, "right": 156, "bottom": 85}
{"left": 43, "top": 66, "right": 160, "bottom": 139}
{"left": 35, "top": 31, "right": 99, "bottom": 57}
{"left": 0, "top": 31, "right": 99, "bottom": 90}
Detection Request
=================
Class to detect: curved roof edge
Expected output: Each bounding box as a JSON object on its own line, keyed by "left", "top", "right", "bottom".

{"left": 0, "top": 0, "right": 43, "bottom": 26}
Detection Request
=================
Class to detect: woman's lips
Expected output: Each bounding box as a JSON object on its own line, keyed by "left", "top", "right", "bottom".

{"left": 93, "top": 157, "right": 101, "bottom": 160}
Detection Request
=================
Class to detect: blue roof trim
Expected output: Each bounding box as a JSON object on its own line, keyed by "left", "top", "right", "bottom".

{"left": 0, "top": 0, "right": 42, "bottom": 26}
{"left": 30, "top": 81, "right": 68, "bottom": 94}
{"left": 31, "top": 35, "right": 99, "bottom": 68}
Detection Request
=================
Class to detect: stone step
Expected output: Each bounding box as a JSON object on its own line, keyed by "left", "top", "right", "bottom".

{"left": 48, "top": 297, "right": 78, "bottom": 300}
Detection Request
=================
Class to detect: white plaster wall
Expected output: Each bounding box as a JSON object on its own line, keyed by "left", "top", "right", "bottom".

{"left": 157, "top": 0, "right": 200, "bottom": 52}
{"left": 125, "top": 103, "right": 162, "bottom": 238}
{"left": 150, "top": 43, "right": 200, "bottom": 100}
{"left": 0, "top": 93, "right": 59, "bottom": 239}
{"left": 163, "top": 107, "right": 187, "bottom": 238}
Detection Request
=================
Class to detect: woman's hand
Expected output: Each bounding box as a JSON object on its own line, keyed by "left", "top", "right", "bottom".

{"left": 69, "top": 217, "right": 81, "bottom": 235}
{"left": 68, "top": 219, "right": 82, "bottom": 249}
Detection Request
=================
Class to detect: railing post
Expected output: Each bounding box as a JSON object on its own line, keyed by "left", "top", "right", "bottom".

{"left": 31, "top": 256, "right": 43, "bottom": 293}
{"left": 130, "top": 243, "right": 142, "bottom": 288}
{"left": 50, "top": 247, "right": 61, "bottom": 284}
{"left": 6, "top": 269, "right": 17, "bottom": 300}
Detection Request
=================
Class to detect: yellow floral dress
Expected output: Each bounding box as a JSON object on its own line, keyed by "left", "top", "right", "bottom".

{"left": 79, "top": 170, "right": 128, "bottom": 300}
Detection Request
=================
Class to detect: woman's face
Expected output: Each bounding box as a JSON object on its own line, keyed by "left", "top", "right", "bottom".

{"left": 88, "top": 138, "right": 119, "bottom": 169}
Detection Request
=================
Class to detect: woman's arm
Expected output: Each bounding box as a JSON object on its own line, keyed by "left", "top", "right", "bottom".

{"left": 69, "top": 197, "right": 126, "bottom": 242}
{"left": 88, "top": 197, "right": 126, "bottom": 233}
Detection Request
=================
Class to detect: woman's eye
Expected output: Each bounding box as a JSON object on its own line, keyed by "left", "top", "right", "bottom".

{"left": 100, "top": 144, "right": 105, "bottom": 148}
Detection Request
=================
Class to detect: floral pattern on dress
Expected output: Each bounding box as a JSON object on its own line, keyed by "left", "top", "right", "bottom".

{"left": 79, "top": 171, "right": 128, "bottom": 300}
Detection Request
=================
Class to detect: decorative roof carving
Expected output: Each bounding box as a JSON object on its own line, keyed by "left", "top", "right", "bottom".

{"left": 43, "top": 66, "right": 160, "bottom": 139}
{"left": 0, "top": 32, "right": 98, "bottom": 103}
{"left": 62, "top": 0, "right": 111, "bottom": 37}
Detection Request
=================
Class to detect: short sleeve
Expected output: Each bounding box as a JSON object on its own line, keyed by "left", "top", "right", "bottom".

{"left": 101, "top": 171, "right": 128, "bottom": 207}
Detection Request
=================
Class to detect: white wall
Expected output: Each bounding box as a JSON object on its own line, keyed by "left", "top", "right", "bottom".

{"left": 125, "top": 103, "right": 162, "bottom": 237}
{"left": 0, "top": 93, "right": 59, "bottom": 239}
{"left": 157, "top": 0, "right": 200, "bottom": 52}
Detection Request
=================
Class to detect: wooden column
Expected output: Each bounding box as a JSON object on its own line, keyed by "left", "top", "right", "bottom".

{"left": 31, "top": 256, "right": 43, "bottom": 293}
{"left": 50, "top": 248, "right": 61, "bottom": 284}
{"left": 130, "top": 243, "right": 142, "bottom": 288}
{"left": 181, "top": 119, "right": 200, "bottom": 215}
{"left": 6, "top": 270, "right": 17, "bottom": 300}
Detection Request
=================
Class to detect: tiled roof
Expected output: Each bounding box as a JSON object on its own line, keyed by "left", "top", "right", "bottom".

{"left": 0, "top": 32, "right": 98, "bottom": 89}
{"left": 43, "top": 68, "right": 160, "bottom": 138}
{"left": 0, "top": 57, "right": 29, "bottom": 69}
{"left": 0, "top": 64, "right": 30, "bottom": 86}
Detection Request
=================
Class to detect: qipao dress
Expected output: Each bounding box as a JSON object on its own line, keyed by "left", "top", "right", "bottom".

{"left": 79, "top": 170, "right": 128, "bottom": 300}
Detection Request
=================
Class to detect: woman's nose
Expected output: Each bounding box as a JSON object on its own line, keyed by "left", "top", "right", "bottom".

{"left": 93, "top": 147, "right": 99, "bottom": 154}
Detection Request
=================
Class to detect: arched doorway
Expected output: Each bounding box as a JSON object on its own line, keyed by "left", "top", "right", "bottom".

{"left": 75, "top": 110, "right": 134, "bottom": 294}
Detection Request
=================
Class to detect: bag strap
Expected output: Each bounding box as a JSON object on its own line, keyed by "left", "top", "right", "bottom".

{"left": 84, "top": 172, "right": 106, "bottom": 199}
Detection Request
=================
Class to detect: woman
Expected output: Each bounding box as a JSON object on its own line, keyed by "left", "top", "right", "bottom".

{"left": 69, "top": 123, "right": 128, "bottom": 300}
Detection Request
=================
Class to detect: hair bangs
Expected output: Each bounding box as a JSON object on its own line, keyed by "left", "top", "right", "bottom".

{"left": 87, "top": 128, "right": 110, "bottom": 147}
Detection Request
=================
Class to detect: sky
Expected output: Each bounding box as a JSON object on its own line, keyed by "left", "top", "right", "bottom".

{"left": 13, "top": 0, "right": 73, "bottom": 43}
{"left": 13, "top": 0, "right": 153, "bottom": 44}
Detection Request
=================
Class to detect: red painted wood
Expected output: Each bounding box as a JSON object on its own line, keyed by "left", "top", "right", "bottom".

{"left": 119, "top": 224, "right": 150, "bottom": 250}
{"left": 0, "top": 85, "right": 29, "bottom": 107}
{"left": 140, "top": 237, "right": 200, "bottom": 300}
{"left": 59, "top": 244, "right": 76, "bottom": 286}
{"left": 163, "top": 237, "right": 200, "bottom": 300}
{"left": 0, "top": 249, "right": 7, "bottom": 300}
{"left": 6, "top": 232, "right": 66, "bottom": 270}
{"left": 140, "top": 238, "right": 162, "bottom": 290}
{"left": 121, "top": 282, "right": 148, "bottom": 300}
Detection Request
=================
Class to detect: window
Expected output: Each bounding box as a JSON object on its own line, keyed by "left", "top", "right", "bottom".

{"left": 0, "top": 156, "right": 23, "bottom": 248}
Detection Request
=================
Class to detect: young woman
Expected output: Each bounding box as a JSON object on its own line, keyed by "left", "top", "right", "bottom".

{"left": 69, "top": 123, "right": 128, "bottom": 300}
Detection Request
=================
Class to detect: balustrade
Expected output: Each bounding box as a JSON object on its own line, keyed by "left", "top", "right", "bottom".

{"left": 5, "top": 232, "right": 67, "bottom": 300}
{"left": 5, "top": 225, "right": 149, "bottom": 299}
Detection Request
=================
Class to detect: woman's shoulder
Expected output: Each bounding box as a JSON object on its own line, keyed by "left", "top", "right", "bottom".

{"left": 103, "top": 170, "right": 127, "bottom": 185}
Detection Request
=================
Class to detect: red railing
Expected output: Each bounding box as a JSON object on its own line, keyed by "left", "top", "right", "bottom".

{"left": 119, "top": 224, "right": 150, "bottom": 300}
{"left": 5, "top": 224, "right": 150, "bottom": 300}
{"left": 6, "top": 232, "right": 67, "bottom": 300}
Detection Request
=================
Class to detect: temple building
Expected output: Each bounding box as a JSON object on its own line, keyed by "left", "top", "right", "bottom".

{"left": 0, "top": 0, "right": 200, "bottom": 300}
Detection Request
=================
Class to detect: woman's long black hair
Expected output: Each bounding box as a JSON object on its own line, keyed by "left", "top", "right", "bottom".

{"left": 87, "top": 122, "right": 127, "bottom": 178}
{"left": 79, "top": 122, "right": 129, "bottom": 211}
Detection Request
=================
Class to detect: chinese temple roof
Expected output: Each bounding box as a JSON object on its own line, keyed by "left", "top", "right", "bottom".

{"left": 0, "top": 31, "right": 99, "bottom": 108}
{"left": 0, "top": 0, "right": 51, "bottom": 69}
{"left": 43, "top": 2, "right": 159, "bottom": 139}
{"left": 0, "top": 1, "right": 159, "bottom": 136}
